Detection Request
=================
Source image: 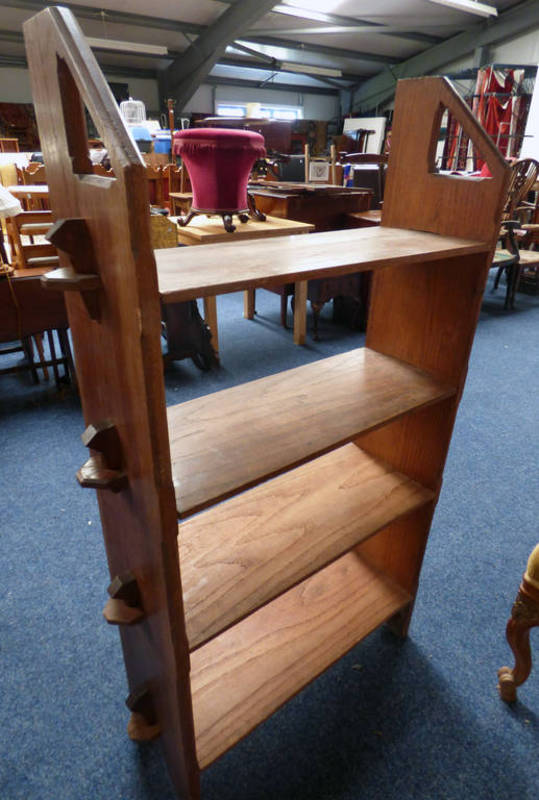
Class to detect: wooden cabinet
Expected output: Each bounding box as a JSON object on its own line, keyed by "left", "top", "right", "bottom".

{"left": 24, "top": 7, "right": 509, "bottom": 800}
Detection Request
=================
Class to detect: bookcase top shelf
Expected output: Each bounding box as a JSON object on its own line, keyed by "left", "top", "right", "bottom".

{"left": 156, "top": 225, "right": 490, "bottom": 302}
{"left": 167, "top": 347, "right": 455, "bottom": 517}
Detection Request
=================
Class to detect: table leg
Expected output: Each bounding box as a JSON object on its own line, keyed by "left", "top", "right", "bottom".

{"left": 203, "top": 296, "right": 219, "bottom": 358}
{"left": 244, "top": 289, "right": 256, "bottom": 319}
{"left": 293, "top": 280, "right": 307, "bottom": 345}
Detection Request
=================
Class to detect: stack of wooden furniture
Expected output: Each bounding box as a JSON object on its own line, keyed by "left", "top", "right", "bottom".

{"left": 25, "top": 7, "right": 508, "bottom": 799}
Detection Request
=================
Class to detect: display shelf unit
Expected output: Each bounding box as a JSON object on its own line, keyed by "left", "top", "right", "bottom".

{"left": 24, "top": 8, "right": 509, "bottom": 799}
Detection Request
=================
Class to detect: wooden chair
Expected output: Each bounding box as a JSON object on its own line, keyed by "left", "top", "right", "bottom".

{"left": 92, "top": 163, "right": 114, "bottom": 177}
{"left": 304, "top": 143, "right": 338, "bottom": 185}
{"left": 146, "top": 164, "right": 165, "bottom": 208}
{"left": 164, "top": 163, "right": 193, "bottom": 215}
{"left": 492, "top": 158, "right": 539, "bottom": 308}
{"left": 339, "top": 153, "right": 388, "bottom": 208}
{"left": 7, "top": 210, "right": 59, "bottom": 270}
{"left": 21, "top": 163, "right": 49, "bottom": 209}
{"left": 23, "top": 163, "right": 47, "bottom": 182}
{"left": 498, "top": 543, "right": 539, "bottom": 702}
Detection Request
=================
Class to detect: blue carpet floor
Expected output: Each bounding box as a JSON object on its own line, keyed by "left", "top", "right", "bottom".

{"left": 1, "top": 279, "right": 538, "bottom": 800}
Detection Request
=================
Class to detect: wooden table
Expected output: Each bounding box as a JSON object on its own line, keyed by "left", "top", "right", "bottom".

{"left": 0, "top": 265, "right": 70, "bottom": 383}
{"left": 0, "top": 266, "right": 66, "bottom": 339}
{"left": 346, "top": 209, "right": 382, "bottom": 228}
{"left": 163, "top": 214, "right": 314, "bottom": 353}
{"left": 247, "top": 182, "right": 371, "bottom": 232}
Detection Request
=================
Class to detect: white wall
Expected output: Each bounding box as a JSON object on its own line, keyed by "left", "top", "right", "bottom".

{"left": 0, "top": 68, "right": 33, "bottom": 102}
{"left": 0, "top": 66, "right": 159, "bottom": 113}
{"left": 435, "top": 29, "right": 539, "bottom": 76}
{"left": 213, "top": 84, "right": 339, "bottom": 120}
{"left": 95, "top": 73, "right": 159, "bottom": 115}
{"left": 181, "top": 84, "right": 214, "bottom": 115}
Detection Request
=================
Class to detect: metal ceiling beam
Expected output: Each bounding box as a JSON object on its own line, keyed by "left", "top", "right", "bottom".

{"left": 251, "top": 24, "right": 443, "bottom": 44}
{"left": 218, "top": 56, "right": 361, "bottom": 84}
{"left": 0, "top": 28, "right": 352, "bottom": 95}
{"left": 0, "top": 0, "right": 204, "bottom": 34}
{"left": 164, "top": 0, "right": 278, "bottom": 108}
{"left": 242, "top": 35, "right": 396, "bottom": 65}
{"left": 269, "top": 3, "right": 442, "bottom": 45}
{"left": 205, "top": 74, "right": 338, "bottom": 97}
{"left": 0, "top": 27, "right": 174, "bottom": 59}
{"left": 353, "top": 0, "right": 539, "bottom": 111}
{"left": 0, "top": 0, "right": 440, "bottom": 48}
{"left": 0, "top": 49, "right": 158, "bottom": 80}
{"left": 230, "top": 41, "right": 277, "bottom": 64}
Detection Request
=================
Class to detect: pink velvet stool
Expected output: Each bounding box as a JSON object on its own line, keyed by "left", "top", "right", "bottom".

{"left": 172, "top": 128, "right": 267, "bottom": 232}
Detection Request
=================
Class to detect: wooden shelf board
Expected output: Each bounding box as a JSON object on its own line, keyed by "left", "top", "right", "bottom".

{"left": 180, "top": 443, "right": 433, "bottom": 651}
{"left": 168, "top": 347, "right": 454, "bottom": 516}
{"left": 190, "top": 551, "right": 410, "bottom": 769}
{"left": 156, "top": 225, "right": 488, "bottom": 303}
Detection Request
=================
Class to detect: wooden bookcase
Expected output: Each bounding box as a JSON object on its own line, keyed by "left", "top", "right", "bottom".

{"left": 24, "top": 7, "right": 509, "bottom": 799}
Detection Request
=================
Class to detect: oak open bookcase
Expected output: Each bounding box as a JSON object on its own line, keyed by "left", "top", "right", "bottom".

{"left": 24, "top": 8, "right": 509, "bottom": 799}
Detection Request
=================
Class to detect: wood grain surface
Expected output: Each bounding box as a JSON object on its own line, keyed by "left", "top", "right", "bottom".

{"left": 157, "top": 226, "right": 488, "bottom": 303}
{"left": 24, "top": 8, "right": 199, "bottom": 798}
{"left": 179, "top": 443, "right": 433, "bottom": 650}
{"left": 190, "top": 551, "right": 410, "bottom": 768}
{"left": 168, "top": 347, "right": 455, "bottom": 516}
{"left": 171, "top": 213, "right": 314, "bottom": 245}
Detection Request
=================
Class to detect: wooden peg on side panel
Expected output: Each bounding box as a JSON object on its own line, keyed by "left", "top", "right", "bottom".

{"left": 77, "top": 421, "right": 128, "bottom": 492}
{"left": 103, "top": 571, "right": 144, "bottom": 625}
{"left": 41, "top": 218, "right": 102, "bottom": 320}
{"left": 125, "top": 685, "right": 161, "bottom": 741}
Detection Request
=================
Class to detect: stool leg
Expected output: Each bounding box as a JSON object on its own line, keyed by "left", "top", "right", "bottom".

{"left": 498, "top": 586, "right": 539, "bottom": 702}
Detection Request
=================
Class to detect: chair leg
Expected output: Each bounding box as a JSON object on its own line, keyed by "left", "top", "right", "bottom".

{"left": 493, "top": 264, "right": 504, "bottom": 291}
{"left": 0, "top": 229, "right": 9, "bottom": 265}
{"left": 311, "top": 301, "right": 325, "bottom": 341}
{"left": 47, "top": 330, "right": 61, "bottom": 387}
{"left": 498, "top": 583, "right": 539, "bottom": 702}
{"left": 21, "top": 336, "right": 40, "bottom": 383}
{"left": 280, "top": 293, "right": 289, "bottom": 328}
{"left": 508, "top": 264, "right": 522, "bottom": 309}
{"left": 58, "top": 328, "right": 75, "bottom": 385}
{"left": 33, "top": 333, "right": 49, "bottom": 381}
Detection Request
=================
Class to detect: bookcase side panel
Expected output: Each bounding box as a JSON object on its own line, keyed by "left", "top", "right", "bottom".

{"left": 23, "top": 9, "right": 199, "bottom": 798}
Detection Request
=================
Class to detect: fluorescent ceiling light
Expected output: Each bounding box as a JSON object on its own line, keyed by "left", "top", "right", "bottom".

{"left": 272, "top": 4, "right": 338, "bottom": 23}
{"left": 281, "top": 61, "right": 342, "bottom": 77}
{"left": 426, "top": 0, "right": 498, "bottom": 17}
{"left": 87, "top": 37, "right": 169, "bottom": 56}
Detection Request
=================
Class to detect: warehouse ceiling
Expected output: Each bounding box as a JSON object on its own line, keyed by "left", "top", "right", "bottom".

{"left": 0, "top": 0, "right": 538, "bottom": 112}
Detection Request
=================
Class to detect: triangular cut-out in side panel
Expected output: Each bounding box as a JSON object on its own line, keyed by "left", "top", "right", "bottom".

{"left": 430, "top": 103, "right": 492, "bottom": 177}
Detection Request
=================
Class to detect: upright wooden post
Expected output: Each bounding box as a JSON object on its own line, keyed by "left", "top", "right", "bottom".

{"left": 24, "top": 8, "right": 200, "bottom": 798}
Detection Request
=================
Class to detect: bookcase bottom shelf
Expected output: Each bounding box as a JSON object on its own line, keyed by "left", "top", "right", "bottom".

{"left": 190, "top": 551, "right": 410, "bottom": 769}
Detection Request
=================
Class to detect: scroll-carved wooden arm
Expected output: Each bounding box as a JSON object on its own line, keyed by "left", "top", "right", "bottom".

{"left": 498, "top": 544, "right": 539, "bottom": 702}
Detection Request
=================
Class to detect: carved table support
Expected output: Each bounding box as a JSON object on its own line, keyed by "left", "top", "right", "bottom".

{"left": 498, "top": 544, "right": 539, "bottom": 702}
